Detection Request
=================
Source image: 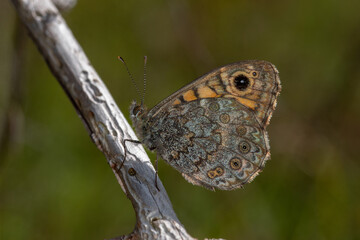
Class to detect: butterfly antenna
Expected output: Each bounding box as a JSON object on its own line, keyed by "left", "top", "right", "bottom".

{"left": 118, "top": 56, "right": 141, "bottom": 101}
{"left": 142, "top": 56, "right": 147, "bottom": 106}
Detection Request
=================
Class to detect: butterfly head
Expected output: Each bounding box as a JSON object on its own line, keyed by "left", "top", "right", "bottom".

{"left": 129, "top": 101, "right": 149, "bottom": 141}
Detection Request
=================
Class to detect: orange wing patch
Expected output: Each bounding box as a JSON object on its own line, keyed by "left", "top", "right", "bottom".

{"left": 172, "top": 99, "right": 181, "bottom": 105}
{"left": 197, "top": 86, "right": 221, "bottom": 98}
{"left": 183, "top": 90, "right": 198, "bottom": 102}
{"left": 231, "top": 96, "right": 258, "bottom": 110}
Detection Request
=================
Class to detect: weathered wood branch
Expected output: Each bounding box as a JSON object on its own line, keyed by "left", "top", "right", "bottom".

{"left": 10, "top": 0, "right": 196, "bottom": 239}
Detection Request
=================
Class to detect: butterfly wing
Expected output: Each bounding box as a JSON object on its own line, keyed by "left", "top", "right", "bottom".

{"left": 132, "top": 60, "right": 281, "bottom": 190}
{"left": 152, "top": 97, "right": 270, "bottom": 190}
{"left": 148, "top": 60, "right": 280, "bottom": 127}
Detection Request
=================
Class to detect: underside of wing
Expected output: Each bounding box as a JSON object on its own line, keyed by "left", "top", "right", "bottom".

{"left": 148, "top": 60, "right": 281, "bottom": 130}
{"left": 150, "top": 98, "right": 271, "bottom": 190}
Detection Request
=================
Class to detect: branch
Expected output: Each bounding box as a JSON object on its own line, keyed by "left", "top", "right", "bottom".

{"left": 10, "top": 0, "right": 196, "bottom": 239}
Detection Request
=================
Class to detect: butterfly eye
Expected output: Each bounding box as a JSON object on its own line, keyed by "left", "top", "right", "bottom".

{"left": 132, "top": 105, "right": 142, "bottom": 116}
{"left": 234, "top": 75, "right": 250, "bottom": 91}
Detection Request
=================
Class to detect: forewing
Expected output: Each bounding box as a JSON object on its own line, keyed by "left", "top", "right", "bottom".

{"left": 148, "top": 60, "right": 281, "bottom": 128}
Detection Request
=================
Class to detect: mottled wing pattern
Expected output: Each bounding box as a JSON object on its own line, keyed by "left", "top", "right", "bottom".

{"left": 151, "top": 98, "right": 269, "bottom": 190}
{"left": 130, "top": 60, "right": 281, "bottom": 190}
{"left": 149, "top": 60, "right": 280, "bottom": 126}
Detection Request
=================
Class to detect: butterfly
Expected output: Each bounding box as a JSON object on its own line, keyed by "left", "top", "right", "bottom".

{"left": 129, "top": 60, "right": 281, "bottom": 190}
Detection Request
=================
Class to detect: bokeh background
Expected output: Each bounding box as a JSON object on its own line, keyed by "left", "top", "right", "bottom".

{"left": 1, "top": 0, "right": 360, "bottom": 239}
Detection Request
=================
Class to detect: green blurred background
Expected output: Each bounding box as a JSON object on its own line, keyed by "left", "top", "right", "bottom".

{"left": 1, "top": 0, "right": 360, "bottom": 239}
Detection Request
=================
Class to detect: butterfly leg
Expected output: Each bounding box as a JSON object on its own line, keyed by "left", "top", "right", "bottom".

{"left": 121, "top": 139, "right": 142, "bottom": 169}
{"left": 155, "top": 153, "right": 160, "bottom": 191}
